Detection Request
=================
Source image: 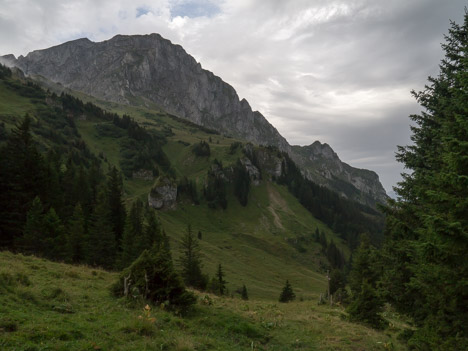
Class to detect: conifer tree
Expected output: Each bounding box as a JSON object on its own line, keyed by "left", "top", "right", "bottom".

{"left": 233, "top": 159, "right": 251, "bottom": 206}
{"left": 241, "top": 284, "right": 249, "bottom": 300}
{"left": 17, "top": 196, "right": 45, "bottom": 255}
{"left": 41, "top": 207, "right": 67, "bottom": 261}
{"left": 382, "top": 12, "right": 468, "bottom": 348}
{"left": 106, "top": 166, "right": 126, "bottom": 244}
{"left": 179, "top": 225, "right": 207, "bottom": 290}
{"left": 143, "top": 208, "right": 161, "bottom": 249}
{"left": 119, "top": 200, "right": 144, "bottom": 269}
{"left": 113, "top": 247, "right": 196, "bottom": 313}
{"left": 66, "top": 203, "right": 86, "bottom": 263}
{"left": 0, "top": 116, "right": 47, "bottom": 247}
{"left": 87, "top": 190, "right": 116, "bottom": 269}
{"left": 279, "top": 280, "right": 295, "bottom": 303}
{"left": 216, "top": 263, "right": 227, "bottom": 295}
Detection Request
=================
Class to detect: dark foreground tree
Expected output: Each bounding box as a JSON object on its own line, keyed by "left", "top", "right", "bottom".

{"left": 279, "top": 280, "right": 295, "bottom": 303}
{"left": 112, "top": 248, "right": 196, "bottom": 314}
{"left": 382, "top": 11, "right": 468, "bottom": 349}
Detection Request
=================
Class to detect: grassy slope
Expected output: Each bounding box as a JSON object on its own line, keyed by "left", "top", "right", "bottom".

{"left": 0, "top": 251, "right": 406, "bottom": 351}
{"left": 0, "top": 78, "right": 407, "bottom": 349}
{"left": 77, "top": 105, "right": 354, "bottom": 300}
{"left": 0, "top": 78, "right": 348, "bottom": 299}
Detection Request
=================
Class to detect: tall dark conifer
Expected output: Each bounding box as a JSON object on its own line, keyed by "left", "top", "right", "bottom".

{"left": 87, "top": 190, "right": 116, "bottom": 269}
{"left": 279, "top": 280, "right": 295, "bottom": 303}
{"left": 216, "top": 263, "right": 227, "bottom": 296}
{"left": 118, "top": 200, "right": 144, "bottom": 269}
{"left": 106, "top": 166, "right": 126, "bottom": 244}
{"left": 66, "top": 203, "right": 86, "bottom": 263}
{"left": 382, "top": 12, "right": 468, "bottom": 349}
{"left": 179, "top": 225, "right": 207, "bottom": 290}
{"left": 0, "top": 116, "right": 47, "bottom": 247}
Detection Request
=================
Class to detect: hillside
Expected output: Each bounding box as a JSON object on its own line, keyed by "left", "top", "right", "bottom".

{"left": 0, "top": 67, "right": 386, "bottom": 299}
{"left": 1, "top": 33, "right": 388, "bottom": 207}
{"left": 0, "top": 251, "right": 407, "bottom": 350}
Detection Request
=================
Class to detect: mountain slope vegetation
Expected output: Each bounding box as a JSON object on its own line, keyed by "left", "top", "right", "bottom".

{"left": 0, "top": 67, "right": 385, "bottom": 299}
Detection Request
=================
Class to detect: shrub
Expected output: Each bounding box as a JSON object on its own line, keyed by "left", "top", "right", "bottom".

{"left": 112, "top": 249, "right": 196, "bottom": 314}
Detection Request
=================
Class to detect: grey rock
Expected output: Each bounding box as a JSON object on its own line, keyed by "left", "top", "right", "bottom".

{"left": 291, "top": 141, "right": 388, "bottom": 207}
{"left": 148, "top": 177, "right": 177, "bottom": 210}
{"left": 132, "top": 169, "right": 154, "bottom": 181}
{"left": 240, "top": 157, "right": 261, "bottom": 186}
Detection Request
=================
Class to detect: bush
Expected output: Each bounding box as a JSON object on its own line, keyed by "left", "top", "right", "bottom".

{"left": 112, "top": 248, "right": 196, "bottom": 314}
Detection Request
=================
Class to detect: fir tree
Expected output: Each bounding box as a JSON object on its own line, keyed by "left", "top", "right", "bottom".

{"left": 66, "top": 203, "right": 86, "bottom": 263}
{"left": 347, "top": 280, "right": 385, "bottom": 329}
{"left": 17, "top": 196, "right": 45, "bottom": 255}
{"left": 41, "top": 207, "right": 67, "bottom": 261}
{"left": 179, "top": 225, "right": 207, "bottom": 290}
{"left": 241, "top": 284, "right": 249, "bottom": 300}
{"left": 216, "top": 264, "right": 227, "bottom": 296}
{"left": 346, "top": 235, "right": 384, "bottom": 328}
{"left": 143, "top": 208, "right": 161, "bottom": 249}
{"left": 106, "top": 166, "right": 126, "bottom": 244}
{"left": 279, "top": 280, "right": 295, "bottom": 303}
{"left": 233, "top": 159, "right": 251, "bottom": 206}
{"left": 113, "top": 247, "right": 196, "bottom": 313}
{"left": 382, "top": 12, "right": 468, "bottom": 349}
{"left": 0, "top": 116, "right": 47, "bottom": 248}
{"left": 118, "top": 200, "right": 144, "bottom": 269}
{"left": 86, "top": 190, "right": 116, "bottom": 269}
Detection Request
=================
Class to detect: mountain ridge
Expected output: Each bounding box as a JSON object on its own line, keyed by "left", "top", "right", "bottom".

{"left": 2, "top": 33, "right": 387, "bottom": 206}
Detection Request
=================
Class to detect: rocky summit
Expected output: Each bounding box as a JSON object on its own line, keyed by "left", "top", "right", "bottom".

{"left": 3, "top": 33, "right": 387, "bottom": 206}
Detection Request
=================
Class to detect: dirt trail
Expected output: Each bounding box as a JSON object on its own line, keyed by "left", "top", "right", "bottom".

{"left": 266, "top": 183, "right": 290, "bottom": 230}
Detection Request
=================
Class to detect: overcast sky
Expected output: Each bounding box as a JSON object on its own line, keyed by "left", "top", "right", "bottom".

{"left": 0, "top": 0, "right": 465, "bottom": 193}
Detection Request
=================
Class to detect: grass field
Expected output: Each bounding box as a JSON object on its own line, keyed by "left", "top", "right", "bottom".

{"left": 0, "top": 251, "right": 407, "bottom": 351}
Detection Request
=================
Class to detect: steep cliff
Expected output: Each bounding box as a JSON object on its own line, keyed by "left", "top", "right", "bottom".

{"left": 291, "top": 142, "right": 388, "bottom": 207}
{"left": 7, "top": 34, "right": 288, "bottom": 151}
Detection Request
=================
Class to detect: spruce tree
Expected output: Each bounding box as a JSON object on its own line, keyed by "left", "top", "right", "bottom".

{"left": 106, "top": 166, "right": 126, "bottom": 244}
{"left": 241, "top": 284, "right": 249, "bottom": 300}
{"left": 346, "top": 235, "right": 384, "bottom": 328}
{"left": 279, "top": 280, "right": 295, "bottom": 303}
{"left": 113, "top": 247, "right": 196, "bottom": 313}
{"left": 179, "top": 225, "right": 207, "bottom": 290}
{"left": 0, "top": 116, "right": 47, "bottom": 248}
{"left": 17, "top": 196, "right": 45, "bottom": 255}
{"left": 87, "top": 190, "right": 116, "bottom": 269}
{"left": 66, "top": 203, "right": 86, "bottom": 263}
{"left": 41, "top": 207, "right": 67, "bottom": 261}
{"left": 118, "top": 200, "right": 144, "bottom": 269}
{"left": 143, "top": 208, "right": 161, "bottom": 249}
{"left": 216, "top": 263, "right": 227, "bottom": 296}
{"left": 382, "top": 12, "right": 468, "bottom": 349}
{"left": 233, "top": 159, "right": 251, "bottom": 206}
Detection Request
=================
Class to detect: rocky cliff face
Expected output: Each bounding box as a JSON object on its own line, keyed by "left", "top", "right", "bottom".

{"left": 3, "top": 34, "right": 387, "bottom": 206}
{"left": 6, "top": 34, "right": 288, "bottom": 151}
{"left": 291, "top": 142, "right": 388, "bottom": 207}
